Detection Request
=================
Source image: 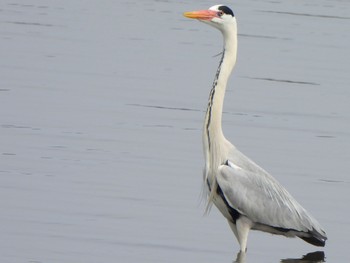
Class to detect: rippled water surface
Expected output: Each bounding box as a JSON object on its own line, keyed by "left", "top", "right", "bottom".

{"left": 1, "top": 0, "right": 349, "bottom": 262}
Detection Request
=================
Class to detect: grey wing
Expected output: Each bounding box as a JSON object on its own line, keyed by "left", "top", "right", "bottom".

{"left": 217, "top": 161, "right": 326, "bottom": 237}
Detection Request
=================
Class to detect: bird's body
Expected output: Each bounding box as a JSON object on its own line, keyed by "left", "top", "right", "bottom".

{"left": 184, "top": 5, "right": 327, "bottom": 252}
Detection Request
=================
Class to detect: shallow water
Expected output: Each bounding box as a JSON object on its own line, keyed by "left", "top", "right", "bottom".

{"left": 0, "top": 0, "right": 349, "bottom": 262}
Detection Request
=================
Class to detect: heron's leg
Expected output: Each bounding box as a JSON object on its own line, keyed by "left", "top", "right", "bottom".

{"left": 236, "top": 216, "right": 252, "bottom": 252}
{"left": 234, "top": 251, "right": 246, "bottom": 263}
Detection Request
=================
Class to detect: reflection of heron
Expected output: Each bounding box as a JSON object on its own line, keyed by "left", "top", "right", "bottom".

{"left": 281, "top": 251, "right": 325, "bottom": 263}
{"left": 183, "top": 5, "right": 327, "bottom": 252}
{"left": 233, "top": 251, "right": 325, "bottom": 263}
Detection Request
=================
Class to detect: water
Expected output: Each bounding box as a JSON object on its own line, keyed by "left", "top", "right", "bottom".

{"left": 0, "top": 0, "right": 349, "bottom": 262}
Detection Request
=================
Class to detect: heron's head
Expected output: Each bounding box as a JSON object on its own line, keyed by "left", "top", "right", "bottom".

{"left": 183, "top": 5, "right": 236, "bottom": 33}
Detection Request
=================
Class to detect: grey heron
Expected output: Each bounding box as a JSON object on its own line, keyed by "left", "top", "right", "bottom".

{"left": 183, "top": 5, "right": 327, "bottom": 252}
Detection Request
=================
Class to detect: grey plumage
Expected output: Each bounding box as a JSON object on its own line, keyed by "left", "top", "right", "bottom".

{"left": 184, "top": 4, "right": 327, "bottom": 252}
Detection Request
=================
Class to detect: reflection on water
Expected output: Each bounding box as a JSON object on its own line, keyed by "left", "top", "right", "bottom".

{"left": 233, "top": 251, "right": 325, "bottom": 263}
{"left": 280, "top": 251, "right": 325, "bottom": 263}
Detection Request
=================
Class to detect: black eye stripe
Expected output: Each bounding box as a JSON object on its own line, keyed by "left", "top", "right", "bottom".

{"left": 218, "top": 6, "right": 234, "bottom": 17}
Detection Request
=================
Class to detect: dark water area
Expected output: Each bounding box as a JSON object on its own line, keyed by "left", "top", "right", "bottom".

{"left": 0, "top": 0, "right": 349, "bottom": 262}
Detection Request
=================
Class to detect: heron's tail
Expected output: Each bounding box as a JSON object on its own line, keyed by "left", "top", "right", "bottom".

{"left": 299, "top": 228, "right": 327, "bottom": 247}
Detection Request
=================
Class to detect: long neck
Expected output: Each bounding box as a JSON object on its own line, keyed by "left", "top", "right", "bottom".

{"left": 203, "top": 28, "right": 237, "bottom": 172}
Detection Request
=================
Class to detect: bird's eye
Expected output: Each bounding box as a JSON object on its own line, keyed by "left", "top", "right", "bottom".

{"left": 217, "top": 11, "right": 224, "bottom": 17}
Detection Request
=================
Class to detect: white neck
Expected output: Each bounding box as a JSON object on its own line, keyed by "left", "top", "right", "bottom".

{"left": 203, "top": 24, "right": 238, "bottom": 175}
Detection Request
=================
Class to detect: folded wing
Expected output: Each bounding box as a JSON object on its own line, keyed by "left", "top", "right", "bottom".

{"left": 217, "top": 161, "right": 327, "bottom": 244}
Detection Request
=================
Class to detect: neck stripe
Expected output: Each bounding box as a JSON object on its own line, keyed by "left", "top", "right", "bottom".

{"left": 206, "top": 50, "right": 225, "bottom": 150}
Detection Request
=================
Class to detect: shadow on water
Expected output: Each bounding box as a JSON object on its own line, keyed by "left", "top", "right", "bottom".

{"left": 232, "top": 251, "right": 325, "bottom": 263}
